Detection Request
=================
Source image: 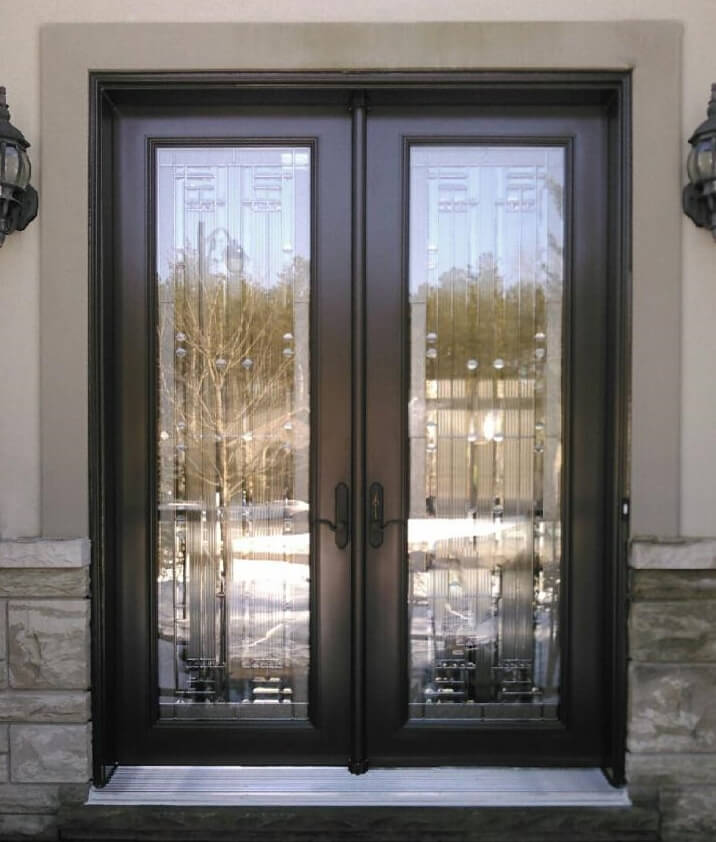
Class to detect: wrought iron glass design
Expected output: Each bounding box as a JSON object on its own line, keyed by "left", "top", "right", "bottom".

{"left": 155, "top": 147, "right": 311, "bottom": 720}
{"left": 408, "top": 146, "right": 564, "bottom": 720}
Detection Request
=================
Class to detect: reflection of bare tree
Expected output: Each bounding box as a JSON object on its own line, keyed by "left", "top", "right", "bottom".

{"left": 159, "top": 253, "right": 309, "bottom": 509}
{"left": 422, "top": 253, "right": 546, "bottom": 371}
{"left": 157, "top": 239, "right": 310, "bottom": 704}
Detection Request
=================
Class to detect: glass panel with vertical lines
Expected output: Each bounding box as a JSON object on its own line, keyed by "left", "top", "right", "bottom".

{"left": 408, "top": 145, "right": 564, "bottom": 720}
{"left": 155, "top": 147, "right": 311, "bottom": 720}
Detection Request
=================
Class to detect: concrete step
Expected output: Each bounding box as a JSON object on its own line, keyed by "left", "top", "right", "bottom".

{"left": 58, "top": 767, "right": 659, "bottom": 842}
{"left": 58, "top": 804, "right": 660, "bottom": 842}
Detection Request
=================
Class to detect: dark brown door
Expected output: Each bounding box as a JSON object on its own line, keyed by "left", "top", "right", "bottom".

{"left": 106, "top": 85, "right": 621, "bottom": 772}
{"left": 114, "top": 101, "right": 354, "bottom": 764}
{"left": 364, "top": 102, "right": 610, "bottom": 766}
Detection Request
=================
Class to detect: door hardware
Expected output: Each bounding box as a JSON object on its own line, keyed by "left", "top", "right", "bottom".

{"left": 368, "top": 482, "right": 403, "bottom": 548}
{"left": 316, "top": 482, "right": 350, "bottom": 549}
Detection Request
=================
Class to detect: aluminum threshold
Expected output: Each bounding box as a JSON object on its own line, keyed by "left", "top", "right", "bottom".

{"left": 88, "top": 766, "right": 630, "bottom": 807}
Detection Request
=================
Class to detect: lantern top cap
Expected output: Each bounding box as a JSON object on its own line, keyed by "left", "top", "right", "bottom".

{"left": 0, "top": 87, "right": 30, "bottom": 148}
{"left": 689, "top": 82, "right": 716, "bottom": 144}
{"left": 708, "top": 83, "right": 716, "bottom": 116}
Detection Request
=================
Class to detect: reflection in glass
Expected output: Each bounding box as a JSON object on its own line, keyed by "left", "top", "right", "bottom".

{"left": 408, "top": 146, "right": 564, "bottom": 720}
{"left": 156, "top": 147, "right": 310, "bottom": 719}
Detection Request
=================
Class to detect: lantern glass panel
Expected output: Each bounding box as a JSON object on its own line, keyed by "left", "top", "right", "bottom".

{"left": 696, "top": 142, "right": 716, "bottom": 181}
{"left": 16, "top": 148, "right": 30, "bottom": 190}
{"left": 2, "top": 145, "right": 19, "bottom": 186}
{"left": 687, "top": 146, "right": 701, "bottom": 183}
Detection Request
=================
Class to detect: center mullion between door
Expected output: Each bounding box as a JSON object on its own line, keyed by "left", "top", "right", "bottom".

{"left": 349, "top": 91, "right": 368, "bottom": 775}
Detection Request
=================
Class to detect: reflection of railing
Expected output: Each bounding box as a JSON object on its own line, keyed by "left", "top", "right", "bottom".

{"left": 159, "top": 500, "right": 309, "bottom": 709}
{"left": 409, "top": 517, "right": 560, "bottom": 710}
{"left": 159, "top": 500, "right": 558, "bottom": 712}
{"left": 161, "top": 505, "right": 550, "bottom": 554}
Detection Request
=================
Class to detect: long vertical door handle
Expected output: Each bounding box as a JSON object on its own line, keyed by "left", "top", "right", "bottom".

{"left": 368, "top": 482, "right": 385, "bottom": 548}
{"left": 316, "top": 482, "right": 350, "bottom": 549}
{"left": 334, "top": 482, "right": 350, "bottom": 549}
{"left": 368, "top": 482, "right": 404, "bottom": 548}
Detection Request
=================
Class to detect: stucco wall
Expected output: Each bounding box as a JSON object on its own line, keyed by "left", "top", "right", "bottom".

{"left": 0, "top": 0, "right": 715, "bottom": 539}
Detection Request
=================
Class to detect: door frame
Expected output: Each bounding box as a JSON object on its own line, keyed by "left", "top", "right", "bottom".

{"left": 88, "top": 70, "right": 631, "bottom": 787}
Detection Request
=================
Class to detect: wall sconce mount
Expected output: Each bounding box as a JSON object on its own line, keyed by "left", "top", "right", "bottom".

{"left": 683, "top": 83, "right": 716, "bottom": 240}
{"left": 0, "top": 87, "right": 38, "bottom": 247}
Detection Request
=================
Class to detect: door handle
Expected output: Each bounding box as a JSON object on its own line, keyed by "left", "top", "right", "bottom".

{"left": 316, "top": 482, "right": 350, "bottom": 549}
{"left": 368, "top": 482, "right": 403, "bottom": 548}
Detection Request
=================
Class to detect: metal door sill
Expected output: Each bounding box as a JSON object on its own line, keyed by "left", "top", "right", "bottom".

{"left": 87, "top": 766, "right": 630, "bottom": 807}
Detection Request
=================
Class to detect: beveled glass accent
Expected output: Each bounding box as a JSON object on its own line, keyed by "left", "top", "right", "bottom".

{"left": 408, "top": 146, "right": 564, "bottom": 720}
{"left": 155, "top": 146, "right": 311, "bottom": 720}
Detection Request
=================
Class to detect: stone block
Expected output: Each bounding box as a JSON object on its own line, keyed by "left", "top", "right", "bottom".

{"left": 0, "top": 784, "right": 64, "bottom": 814}
{"left": 0, "top": 813, "right": 57, "bottom": 840}
{"left": 8, "top": 600, "right": 89, "bottom": 689}
{"left": 0, "top": 568, "right": 89, "bottom": 598}
{"left": 630, "top": 569, "right": 716, "bottom": 601}
{"left": 629, "top": 600, "right": 716, "bottom": 661}
{"left": 0, "top": 783, "right": 88, "bottom": 814}
{"left": 0, "top": 725, "right": 7, "bottom": 753}
{"left": 631, "top": 537, "right": 716, "bottom": 569}
{"left": 627, "top": 752, "right": 716, "bottom": 796}
{"left": 0, "top": 756, "right": 6, "bottom": 784}
{"left": 0, "top": 601, "right": 6, "bottom": 689}
{"left": 628, "top": 664, "right": 716, "bottom": 752}
{"left": 660, "top": 785, "right": 716, "bottom": 840}
{"left": 10, "top": 724, "right": 90, "bottom": 783}
{"left": 0, "top": 691, "right": 91, "bottom": 722}
{"left": 0, "top": 538, "right": 89, "bottom": 569}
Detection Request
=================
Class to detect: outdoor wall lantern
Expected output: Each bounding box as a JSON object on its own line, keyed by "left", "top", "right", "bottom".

{"left": 683, "top": 83, "right": 716, "bottom": 240}
{"left": 0, "top": 86, "right": 38, "bottom": 248}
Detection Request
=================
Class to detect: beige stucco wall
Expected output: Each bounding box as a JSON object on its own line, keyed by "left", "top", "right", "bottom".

{"left": 0, "top": 0, "right": 714, "bottom": 539}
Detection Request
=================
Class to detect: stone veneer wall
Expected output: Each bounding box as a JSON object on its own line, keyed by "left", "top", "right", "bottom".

{"left": 0, "top": 536, "right": 715, "bottom": 840}
{"left": 627, "top": 537, "right": 716, "bottom": 842}
{"left": 0, "top": 540, "right": 91, "bottom": 840}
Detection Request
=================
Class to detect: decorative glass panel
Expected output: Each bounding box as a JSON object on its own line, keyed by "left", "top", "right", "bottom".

{"left": 408, "top": 146, "right": 564, "bottom": 720}
{"left": 156, "top": 147, "right": 311, "bottom": 720}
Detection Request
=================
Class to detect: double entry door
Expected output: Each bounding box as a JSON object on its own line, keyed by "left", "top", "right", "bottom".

{"left": 113, "top": 87, "right": 612, "bottom": 772}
